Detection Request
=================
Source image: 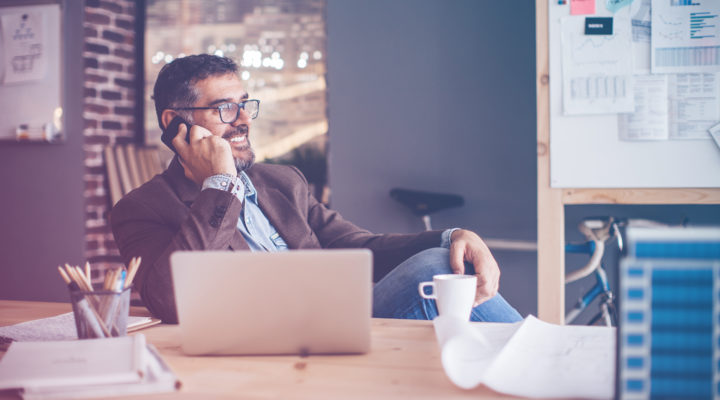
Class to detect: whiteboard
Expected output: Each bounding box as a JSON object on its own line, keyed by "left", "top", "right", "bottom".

{"left": 548, "top": 1, "right": 720, "bottom": 188}
{"left": 0, "top": 4, "right": 62, "bottom": 142}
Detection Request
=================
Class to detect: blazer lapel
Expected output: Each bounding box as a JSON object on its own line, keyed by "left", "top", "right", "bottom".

{"left": 165, "top": 157, "right": 250, "bottom": 250}
{"left": 164, "top": 157, "right": 200, "bottom": 205}
{"left": 253, "top": 184, "right": 308, "bottom": 249}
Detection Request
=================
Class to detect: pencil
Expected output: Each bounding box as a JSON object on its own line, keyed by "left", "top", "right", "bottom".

{"left": 75, "top": 265, "right": 93, "bottom": 291}
{"left": 58, "top": 266, "right": 71, "bottom": 285}
{"left": 125, "top": 257, "right": 141, "bottom": 289}
{"left": 85, "top": 261, "right": 91, "bottom": 282}
{"left": 66, "top": 264, "right": 91, "bottom": 292}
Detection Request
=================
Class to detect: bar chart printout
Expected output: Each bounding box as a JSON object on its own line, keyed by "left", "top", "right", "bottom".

{"left": 670, "top": 0, "right": 701, "bottom": 6}
{"left": 618, "top": 227, "right": 720, "bottom": 400}
{"left": 652, "top": 0, "right": 720, "bottom": 73}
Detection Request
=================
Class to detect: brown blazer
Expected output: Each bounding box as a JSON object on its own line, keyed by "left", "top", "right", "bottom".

{"left": 110, "top": 158, "right": 442, "bottom": 322}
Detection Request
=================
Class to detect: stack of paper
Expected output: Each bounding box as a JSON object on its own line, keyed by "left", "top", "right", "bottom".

{"left": 0, "top": 334, "right": 180, "bottom": 399}
{"left": 0, "top": 312, "right": 160, "bottom": 345}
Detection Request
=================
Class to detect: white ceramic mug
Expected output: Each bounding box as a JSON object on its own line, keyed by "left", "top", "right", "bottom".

{"left": 418, "top": 274, "right": 477, "bottom": 320}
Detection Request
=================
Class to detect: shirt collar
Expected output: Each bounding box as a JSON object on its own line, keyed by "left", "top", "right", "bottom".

{"left": 238, "top": 171, "right": 258, "bottom": 205}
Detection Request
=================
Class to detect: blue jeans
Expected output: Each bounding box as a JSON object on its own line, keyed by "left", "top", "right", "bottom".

{"left": 372, "top": 248, "right": 523, "bottom": 322}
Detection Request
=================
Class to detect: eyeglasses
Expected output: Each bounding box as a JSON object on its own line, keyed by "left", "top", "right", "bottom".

{"left": 172, "top": 99, "right": 260, "bottom": 123}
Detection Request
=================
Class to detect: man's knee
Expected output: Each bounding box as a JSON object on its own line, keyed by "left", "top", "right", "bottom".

{"left": 396, "top": 247, "right": 454, "bottom": 283}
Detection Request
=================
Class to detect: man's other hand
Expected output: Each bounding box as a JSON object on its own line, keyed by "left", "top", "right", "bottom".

{"left": 448, "top": 229, "right": 500, "bottom": 307}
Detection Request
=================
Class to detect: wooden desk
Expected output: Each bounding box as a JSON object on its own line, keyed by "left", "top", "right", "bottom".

{"left": 0, "top": 300, "right": 522, "bottom": 399}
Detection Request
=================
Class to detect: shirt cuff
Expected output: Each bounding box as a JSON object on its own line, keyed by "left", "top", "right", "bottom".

{"left": 202, "top": 174, "right": 245, "bottom": 200}
{"left": 441, "top": 228, "right": 460, "bottom": 249}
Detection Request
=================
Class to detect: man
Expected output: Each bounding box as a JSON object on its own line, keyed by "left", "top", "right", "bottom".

{"left": 110, "top": 54, "right": 521, "bottom": 323}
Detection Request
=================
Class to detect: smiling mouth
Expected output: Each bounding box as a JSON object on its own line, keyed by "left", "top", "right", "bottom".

{"left": 223, "top": 125, "right": 250, "bottom": 147}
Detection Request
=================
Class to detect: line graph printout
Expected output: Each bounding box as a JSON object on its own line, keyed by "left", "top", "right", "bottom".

{"left": 561, "top": 15, "right": 635, "bottom": 115}
{"left": 651, "top": 0, "right": 720, "bottom": 73}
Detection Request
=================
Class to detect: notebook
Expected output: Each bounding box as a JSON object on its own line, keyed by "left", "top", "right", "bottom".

{"left": 170, "top": 249, "right": 373, "bottom": 356}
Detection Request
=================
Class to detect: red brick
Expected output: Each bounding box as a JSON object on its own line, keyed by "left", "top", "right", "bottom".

{"left": 114, "top": 77, "right": 134, "bottom": 88}
{"left": 85, "top": 135, "right": 110, "bottom": 145}
{"left": 84, "top": 118, "right": 98, "bottom": 129}
{"left": 124, "top": 2, "right": 136, "bottom": 16}
{"left": 100, "top": 90, "right": 122, "bottom": 100}
{"left": 85, "top": 73, "right": 109, "bottom": 83}
{"left": 102, "top": 29, "right": 126, "bottom": 43}
{"left": 84, "top": 103, "right": 110, "bottom": 114}
{"left": 85, "top": 11, "right": 110, "bottom": 26}
{"left": 114, "top": 106, "right": 134, "bottom": 116}
{"left": 86, "top": 42, "right": 110, "bottom": 55}
{"left": 84, "top": 26, "right": 98, "bottom": 38}
{"left": 99, "top": 0, "right": 123, "bottom": 14}
{"left": 113, "top": 48, "right": 134, "bottom": 59}
{"left": 102, "top": 121, "right": 123, "bottom": 130}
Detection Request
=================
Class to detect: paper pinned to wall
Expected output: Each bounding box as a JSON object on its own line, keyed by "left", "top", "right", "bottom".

{"left": 619, "top": 74, "right": 669, "bottom": 140}
{"left": 607, "top": 0, "right": 635, "bottom": 14}
{"left": 669, "top": 73, "right": 720, "bottom": 139}
{"left": 631, "top": 0, "right": 651, "bottom": 73}
{"left": 571, "top": 0, "right": 596, "bottom": 15}
{"left": 433, "top": 315, "right": 615, "bottom": 399}
{"left": 651, "top": 0, "right": 720, "bottom": 74}
{"left": 0, "top": 10, "right": 47, "bottom": 84}
{"left": 561, "top": 13, "right": 635, "bottom": 115}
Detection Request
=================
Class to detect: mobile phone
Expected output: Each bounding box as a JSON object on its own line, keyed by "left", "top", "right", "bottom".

{"left": 160, "top": 116, "right": 191, "bottom": 155}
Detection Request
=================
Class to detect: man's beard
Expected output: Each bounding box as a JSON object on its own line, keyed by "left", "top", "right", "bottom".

{"left": 224, "top": 124, "right": 255, "bottom": 172}
{"left": 234, "top": 148, "right": 255, "bottom": 171}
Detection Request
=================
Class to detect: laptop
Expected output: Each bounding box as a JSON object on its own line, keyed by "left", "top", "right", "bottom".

{"left": 170, "top": 249, "right": 373, "bottom": 356}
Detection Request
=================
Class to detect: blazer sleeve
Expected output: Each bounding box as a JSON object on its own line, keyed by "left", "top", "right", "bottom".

{"left": 110, "top": 185, "right": 243, "bottom": 323}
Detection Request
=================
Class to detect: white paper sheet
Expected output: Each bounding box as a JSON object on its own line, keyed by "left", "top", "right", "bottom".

{"left": 619, "top": 74, "right": 669, "bottom": 140}
{"left": 433, "top": 315, "right": 615, "bottom": 399}
{"left": 631, "top": 0, "right": 651, "bottom": 73}
{"left": 651, "top": 0, "right": 720, "bottom": 74}
{"left": 0, "top": 11, "right": 47, "bottom": 84}
{"left": 561, "top": 12, "right": 635, "bottom": 115}
{"left": 669, "top": 73, "right": 720, "bottom": 139}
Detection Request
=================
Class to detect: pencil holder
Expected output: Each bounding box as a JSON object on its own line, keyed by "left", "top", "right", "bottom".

{"left": 70, "top": 286, "right": 132, "bottom": 339}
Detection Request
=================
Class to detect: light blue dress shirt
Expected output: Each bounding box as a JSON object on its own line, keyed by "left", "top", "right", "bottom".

{"left": 202, "top": 172, "right": 288, "bottom": 251}
{"left": 202, "top": 173, "right": 456, "bottom": 252}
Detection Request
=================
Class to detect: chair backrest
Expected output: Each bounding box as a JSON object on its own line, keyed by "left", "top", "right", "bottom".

{"left": 104, "top": 144, "right": 164, "bottom": 206}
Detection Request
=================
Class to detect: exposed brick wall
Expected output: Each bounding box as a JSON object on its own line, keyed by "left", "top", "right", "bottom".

{"left": 83, "top": 0, "right": 138, "bottom": 283}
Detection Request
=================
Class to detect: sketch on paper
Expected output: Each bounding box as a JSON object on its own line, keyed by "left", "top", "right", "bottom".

{"left": 0, "top": 11, "right": 47, "bottom": 84}
{"left": 561, "top": 13, "right": 635, "bottom": 115}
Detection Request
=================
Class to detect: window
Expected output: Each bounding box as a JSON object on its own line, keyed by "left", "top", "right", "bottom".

{"left": 145, "top": 0, "right": 328, "bottom": 201}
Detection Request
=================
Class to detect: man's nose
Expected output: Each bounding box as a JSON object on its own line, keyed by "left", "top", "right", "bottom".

{"left": 231, "top": 108, "right": 251, "bottom": 127}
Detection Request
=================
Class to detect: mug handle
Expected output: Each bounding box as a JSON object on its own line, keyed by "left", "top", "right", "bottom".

{"left": 418, "top": 282, "right": 436, "bottom": 299}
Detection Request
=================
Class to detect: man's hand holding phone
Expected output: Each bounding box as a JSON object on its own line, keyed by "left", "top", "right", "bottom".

{"left": 172, "top": 123, "right": 236, "bottom": 185}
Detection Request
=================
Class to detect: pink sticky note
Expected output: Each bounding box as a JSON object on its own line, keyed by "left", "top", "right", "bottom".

{"left": 570, "top": 0, "right": 595, "bottom": 15}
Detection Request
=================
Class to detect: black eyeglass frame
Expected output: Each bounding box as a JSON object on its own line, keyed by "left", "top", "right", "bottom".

{"left": 171, "top": 99, "right": 260, "bottom": 123}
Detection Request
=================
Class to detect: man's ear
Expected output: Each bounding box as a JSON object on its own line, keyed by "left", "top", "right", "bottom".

{"left": 160, "top": 109, "right": 179, "bottom": 130}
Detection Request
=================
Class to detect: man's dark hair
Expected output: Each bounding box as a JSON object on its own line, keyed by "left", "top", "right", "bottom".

{"left": 152, "top": 54, "right": 238, "bottom": 129}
